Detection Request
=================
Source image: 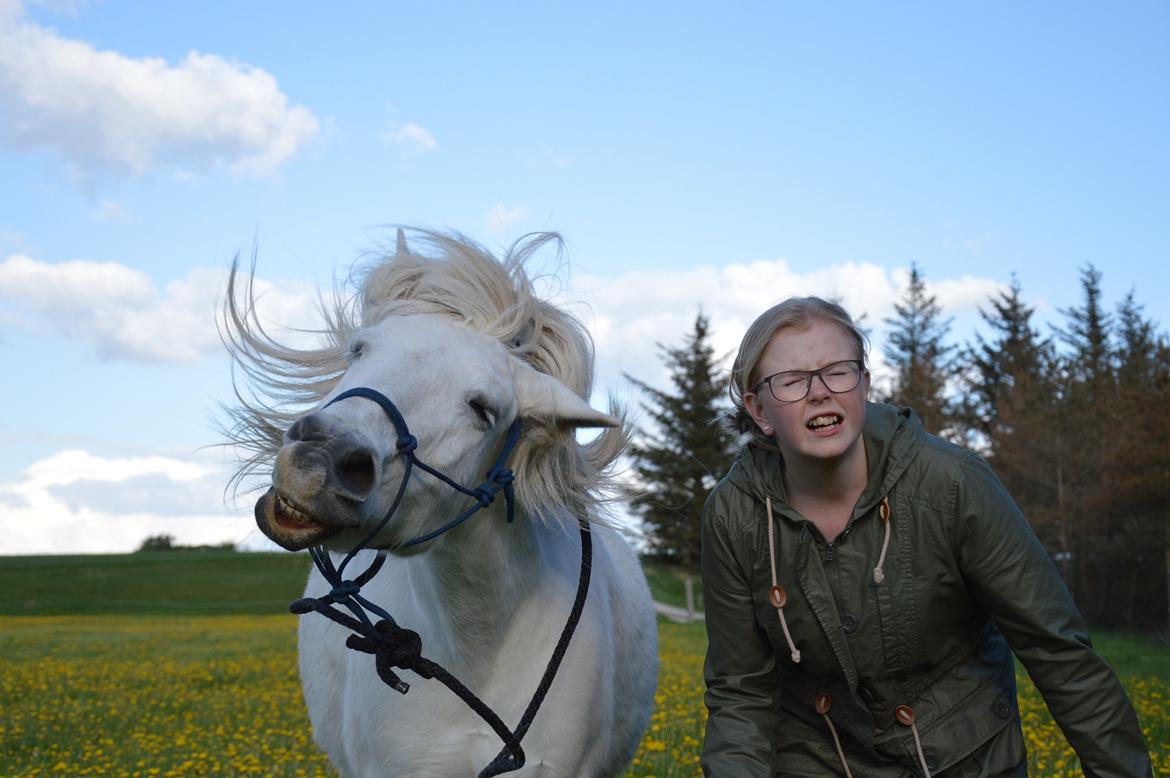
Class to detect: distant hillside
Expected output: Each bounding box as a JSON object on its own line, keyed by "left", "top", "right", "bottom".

{"left": 0, "top": 551, "right": 701, "bottom": 616}
{"left": 0, "top": 551, "right": 312, "bottom": 615}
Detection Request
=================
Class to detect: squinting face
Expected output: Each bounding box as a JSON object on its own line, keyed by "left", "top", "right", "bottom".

{"left": 744, "top": 319, "right": 870, "bottom": 465}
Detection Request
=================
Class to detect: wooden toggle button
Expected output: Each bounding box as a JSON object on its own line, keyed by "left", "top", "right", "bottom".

{"left": 768, "top": 585, "right": 788, "bottom": 608}
{"left": 894, "top": 705, "right": 916, "bottom": 726}
{"left": 815, "top": 692, "right": 833, "bottom": 715}
{"left": 879, "top": 500, "right": 890, "bottom": 523}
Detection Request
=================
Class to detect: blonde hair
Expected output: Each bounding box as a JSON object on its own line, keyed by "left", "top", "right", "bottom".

{"left": 222, "top": 228, "right": 628, "bottom": 525}
{"left": 728, "top": 296, "right": 868, "bottom": 441}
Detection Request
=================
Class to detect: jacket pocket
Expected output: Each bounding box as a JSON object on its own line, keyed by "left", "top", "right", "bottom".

{"left": 881, "top": 633, "right": 1024, "bottom": 775}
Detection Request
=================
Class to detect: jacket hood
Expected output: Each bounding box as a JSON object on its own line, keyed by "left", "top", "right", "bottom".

{"left": 724, "top": 402, "right": 924, "bottom": 521}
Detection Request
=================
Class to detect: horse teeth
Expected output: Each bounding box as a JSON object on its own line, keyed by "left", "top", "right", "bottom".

{"left": 278, "top": 495, "right": 314, "bottom": 525}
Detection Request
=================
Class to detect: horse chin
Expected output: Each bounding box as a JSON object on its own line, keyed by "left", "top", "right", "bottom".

{"left": 255, "top": 488, "right": 342, "bottom": 551}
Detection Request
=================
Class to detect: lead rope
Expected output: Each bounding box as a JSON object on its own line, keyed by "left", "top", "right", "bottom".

{"left": 292, "top": 521, "right": 592, "bottom": 777}
{"left": 872, "top": 497, "right": 892, "bottom": 584}
{"left": 815, "top": 693, "right": 854, "bottom": 778}
{"left": 765, "top": 497, "right": 801, "bottom": 663}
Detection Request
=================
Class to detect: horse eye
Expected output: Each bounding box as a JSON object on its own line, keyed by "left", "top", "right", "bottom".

{"left": 347, "top": 340, "right": 367, "bottom": 361}
{"left": 467, "top": 397, "right": 497, "bottom": 427}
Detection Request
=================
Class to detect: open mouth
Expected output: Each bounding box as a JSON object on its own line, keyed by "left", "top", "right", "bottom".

{"left": 274, "top": 493, "right": 326, "bottom": 531}
{"left": 256, "top": 488, "right": 341, "bottom": 550}
{"left": 807, "top": 413, "right": 843, "bottom": 433}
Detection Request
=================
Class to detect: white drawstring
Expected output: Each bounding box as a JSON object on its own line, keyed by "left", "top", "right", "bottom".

{"left": 895, "top": 705, "right": 932, "bottom": 777}
{"left": 765, "top": 497, "right": 801, "bottom": 663}
{"left": 816, "top": 693, "right": 854, "bottom": 777}
{"left": 873, "top": 496, "right": 892, "bottom": 584}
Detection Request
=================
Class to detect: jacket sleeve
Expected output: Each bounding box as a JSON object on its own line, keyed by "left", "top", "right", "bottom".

{"left": 700, "top": 493, "right": 778, "bottom": 777}
{"left": 952, "top": 454, "right": 1153, "bottom": 778}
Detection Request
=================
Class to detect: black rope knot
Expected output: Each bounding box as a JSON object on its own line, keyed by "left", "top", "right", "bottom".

{"left": 487, "top": 467, "right": 514, "bottom": 486}
{"left": 329, "top": 580, "right": 361, "bottom": 600}
{"left": 486, "top": 468, "right": 517, "bottom": 522}
{"left": 396, "top": 433, "right": 418, "bottom": 453}
{"left": 472, "top": 485, "right": 496, "bottom": 506}
{"left": 344, "top": 619, "right": 434, "bottom": 694}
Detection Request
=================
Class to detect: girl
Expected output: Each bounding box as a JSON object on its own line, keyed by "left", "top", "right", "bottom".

{"left": 701, "top": 297, "right": 1151, "bottom": 777}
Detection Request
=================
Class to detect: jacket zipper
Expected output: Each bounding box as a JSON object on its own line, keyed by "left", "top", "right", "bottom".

{"left": 824, "top": 542, "right": 837, "bottom": 563}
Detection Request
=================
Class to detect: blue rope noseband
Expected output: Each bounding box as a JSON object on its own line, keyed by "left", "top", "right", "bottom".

{"left": 324, "top": 386, "right": 523, "bottom": 557}
{"left": 287, "top": 386, "right": 592, "bottom": 777}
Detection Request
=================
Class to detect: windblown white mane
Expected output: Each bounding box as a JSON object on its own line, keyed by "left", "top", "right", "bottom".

{"left": 223, "top": 228, "right": 628, "bottom": 523}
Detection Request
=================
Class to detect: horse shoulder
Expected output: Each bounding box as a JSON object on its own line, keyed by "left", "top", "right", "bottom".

{"left": 298, "top": 567, "right": 359, "bottom": 776}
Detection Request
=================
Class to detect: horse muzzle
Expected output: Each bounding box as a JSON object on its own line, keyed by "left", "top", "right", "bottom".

{"left": 255, "top": 486, "right": 343, "bottom": 550}
{"left": 256, "top": 420, "right": 384, "bottom": 550}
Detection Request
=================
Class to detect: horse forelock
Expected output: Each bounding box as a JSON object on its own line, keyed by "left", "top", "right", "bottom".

{"left": 223, "top": 228, "right": 629, "bottom": 525}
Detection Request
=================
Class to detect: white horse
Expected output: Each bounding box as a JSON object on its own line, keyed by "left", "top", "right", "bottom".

{"left": 223, "top": 230, "right": 657, "bottom": 777}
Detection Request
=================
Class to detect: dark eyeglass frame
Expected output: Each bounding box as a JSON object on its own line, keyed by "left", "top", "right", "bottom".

{"left": 751, "top": 359, "right": 865, "bottom": 403}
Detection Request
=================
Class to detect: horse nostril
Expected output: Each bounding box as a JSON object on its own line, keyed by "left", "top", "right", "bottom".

{"left": 334, "top": 449, "right": 377, "bottom": 498}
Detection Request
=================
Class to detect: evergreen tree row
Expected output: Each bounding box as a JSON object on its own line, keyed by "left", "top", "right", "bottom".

{"left": 884, "top": 263, "right": 1169, "bottom": 631}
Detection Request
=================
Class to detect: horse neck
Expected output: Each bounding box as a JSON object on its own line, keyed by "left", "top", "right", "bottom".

{"left": 402, "top": 506, "right": 565, "bottom": 666}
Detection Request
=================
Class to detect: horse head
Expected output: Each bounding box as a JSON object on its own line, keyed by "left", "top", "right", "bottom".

{"left": 225, "top": 228, "right": 627, "bottom": 553}
{"left": 254, "top": 313, "right": 617, "bottom": 551}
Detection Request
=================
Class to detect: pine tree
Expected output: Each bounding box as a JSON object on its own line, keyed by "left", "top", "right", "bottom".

{"left": 967, "top": 276, "right": 1049, "bottom": 434}
{"left": 965, "top": 278, "right": 1065, "bottom": 562}
{"left": 1056, "top": 264, "right": 1115, "bottom": 401}
{"left": 1051, "top": 264, "right": 1118, "bottom": 615}
{"left": 882, "top": 262, "right": 956, "bottom": 435}
{"left": 960, "top": 269, "right": 1169, "bottom": 630}
{"left": 1103, "top": 291, "right": 1169, "bottom": 630}
{"left": 625, "top": 313, "right": 735, "bottom": 570}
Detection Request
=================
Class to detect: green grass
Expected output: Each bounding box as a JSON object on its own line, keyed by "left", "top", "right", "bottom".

{"left": 0, "top": 550, "right": 311, "bottom": 615}
{"left": 0, "top": 553, "right": 1166, "bottom": 777}
{"left": 0, "top": 552, "right": 699, "bottom": 616}
{"left": 0, "top": 614, "right": 333, "bottom": 778}
{"left": 1086, "top": 629, "right": 1170, "bottom": 677}
{"left": 640, "top": 561, "right": 704, "bottom": 612}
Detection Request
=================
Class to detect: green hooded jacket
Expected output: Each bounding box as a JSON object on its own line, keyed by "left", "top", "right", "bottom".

{"left": 701, "top": 402, "right": 1152, "bottom": 777}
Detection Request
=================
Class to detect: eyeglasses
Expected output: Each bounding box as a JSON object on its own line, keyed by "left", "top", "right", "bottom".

{"left": 752, "top": 360, "right": 864, "bottom": 403}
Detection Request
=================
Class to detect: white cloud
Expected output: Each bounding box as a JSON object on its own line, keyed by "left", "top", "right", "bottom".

{"left": 0, "top": 0, "right": 20, "bottom": 23}
{"left": 0, "top": 253, "right": 1014, "bottom": 554}
{"left": 485, "top": 203, "right": 529, "bottom": 235}
{"left": 539, "top": 258, "right": 1005, "bottom": 399}
{"left": 928, "top": 275, "right": 1008, "bottom": 314}
{"left": 0, "top": 3, "right": 318, "bottom": 180}
{"left": 0, "top": 448, "right": 268, "bottom": 554}
{"left": 0, "top": 254, "right": 329, "bottom": 364}
{"left": 383, "top": 121, "right": 438, "bottom": 155}
{"left": 0, "top": 244, "right": 1009, "bottom": 378}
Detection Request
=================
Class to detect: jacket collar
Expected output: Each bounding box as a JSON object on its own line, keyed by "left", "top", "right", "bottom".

{"left": 725, "top": 402, "right": 924, "bottom": 524}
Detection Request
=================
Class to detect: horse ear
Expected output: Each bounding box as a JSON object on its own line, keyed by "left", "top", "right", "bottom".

{"left": 513, "top": 360, "right": 618, "bottom": 428}
{"left": 395, "top": 228, "right": 410, "bottom": 256}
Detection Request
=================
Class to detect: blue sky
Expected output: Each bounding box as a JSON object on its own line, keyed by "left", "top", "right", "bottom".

{"left": 1, "top": 0, "right": 1167, "bottom": 553}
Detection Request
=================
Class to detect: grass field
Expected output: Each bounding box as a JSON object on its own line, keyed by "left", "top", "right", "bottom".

{"left": 1, "top": 552, "right": 1166, "bottom": 777}
{"left": 0, "top": 551, "right": 310, "bottom": 616}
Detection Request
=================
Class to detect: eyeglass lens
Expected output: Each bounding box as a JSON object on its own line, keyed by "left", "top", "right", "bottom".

{"left": 766, "top": 361, "right": 861, "bottom": 402}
